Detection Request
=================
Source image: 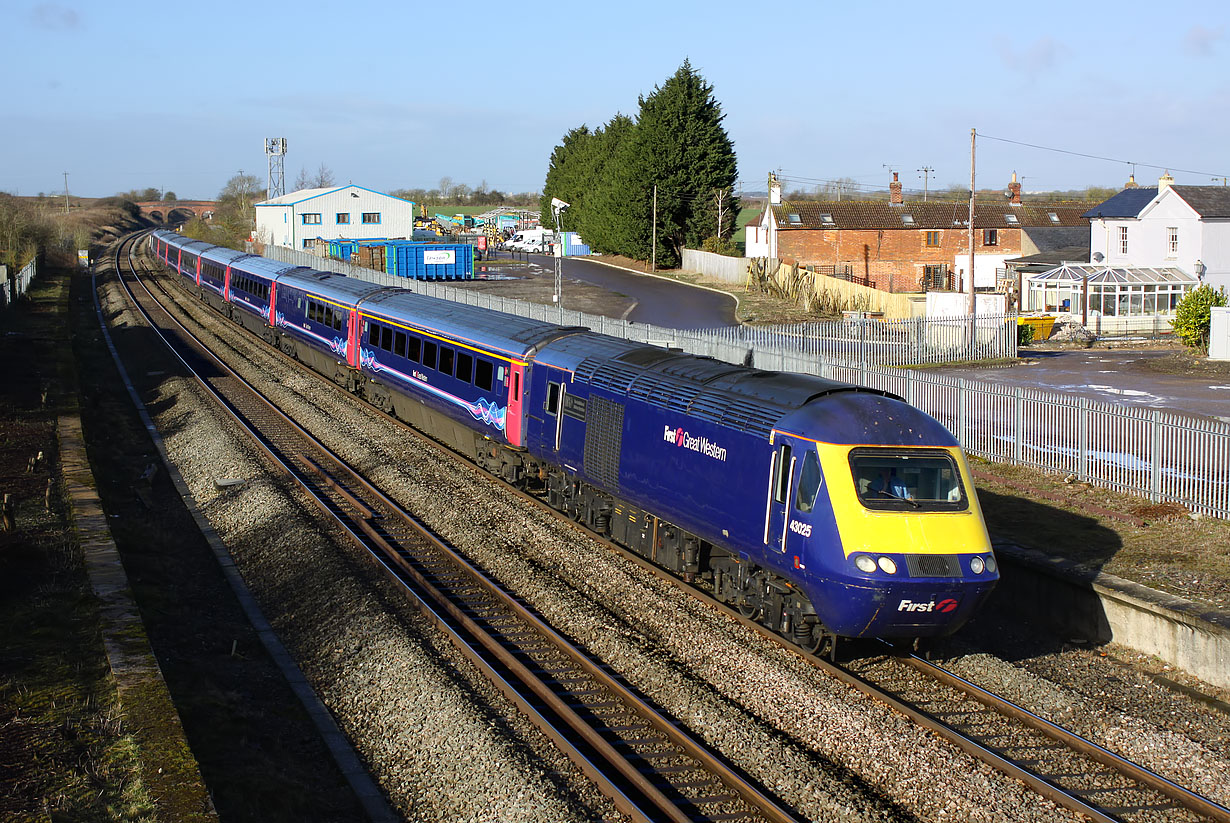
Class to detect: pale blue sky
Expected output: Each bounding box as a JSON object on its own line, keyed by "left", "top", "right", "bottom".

{"left": 7, "top": 0, "right": 1229, "bottom": 200}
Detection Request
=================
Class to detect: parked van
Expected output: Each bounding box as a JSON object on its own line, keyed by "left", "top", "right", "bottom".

{"left": 507, "top": 229, "right": 554, "bottom": 253}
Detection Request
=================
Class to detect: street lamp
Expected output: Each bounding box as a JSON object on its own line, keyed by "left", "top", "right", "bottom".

{"left": 550, "top": 197, "right": 570, "bottom": 319}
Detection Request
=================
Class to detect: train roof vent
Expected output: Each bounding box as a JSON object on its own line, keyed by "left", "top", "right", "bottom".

{"left": 690, "top": 390, "right": 782, "bottom": 436}
{"left": 720, "top": 399, "right": 782, "bottom": 437}
{"left": 584, "top": 360, "right": 642, "bottom": 394}
{"left": 628, "top": 375, "right": 701, "bottom": 413}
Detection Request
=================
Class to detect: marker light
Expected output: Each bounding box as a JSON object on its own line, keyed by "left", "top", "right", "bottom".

{"left": 986, "top": 556, "right": 998, "bottom": 574}
{"left": 877, "top": 556, "right": 898, "bottom": 574}
{"left": 854, "top": 555, "right": 877, "bottom": 573}
{"left": 970, "top": 556, "right": 986, "bottom": 574}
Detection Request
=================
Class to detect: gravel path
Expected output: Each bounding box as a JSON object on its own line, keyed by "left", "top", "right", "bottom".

{"left": 112, "top": 262, "right": 1230, "bottom": 821}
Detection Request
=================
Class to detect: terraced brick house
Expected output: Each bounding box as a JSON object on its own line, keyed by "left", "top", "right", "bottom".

{"left": 752, "top": 173, "right": 1090, "bottom": 294}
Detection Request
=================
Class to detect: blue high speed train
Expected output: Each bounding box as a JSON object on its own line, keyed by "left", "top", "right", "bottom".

{"left": 150, "top": 229, "right": 998, "bottom": 652}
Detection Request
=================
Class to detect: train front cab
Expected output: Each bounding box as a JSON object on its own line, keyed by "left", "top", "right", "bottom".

{"left": 789, "top": 437, "right": 999, "bottom": 638}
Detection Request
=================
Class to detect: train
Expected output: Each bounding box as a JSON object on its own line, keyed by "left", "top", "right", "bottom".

{"left": 148, "top": 229, "right": 999, "bottom": 654}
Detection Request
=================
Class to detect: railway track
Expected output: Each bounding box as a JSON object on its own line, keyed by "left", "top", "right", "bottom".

{"left": 118, "top": 232, "right": 1230, "bottom": 822}
{"left": 113, "top": 234, "right": 806, "bottom": 823}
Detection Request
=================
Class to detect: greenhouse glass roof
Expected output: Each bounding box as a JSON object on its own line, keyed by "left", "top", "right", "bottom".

{"left": 1028, "top": 263, "right": 1198, "bottom": 285}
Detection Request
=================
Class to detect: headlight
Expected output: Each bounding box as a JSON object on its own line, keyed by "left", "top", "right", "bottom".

{"left": 970, "top": 556, "right": 985, "bottom": 574}
{"left": 854, "top": 555, "right": 876, "bottom": 573}
{"left": 986, "top": 555, "right": 998, "bottom": 574}
{"left": 877, "top": 556, "right": 897, "bottom": 574}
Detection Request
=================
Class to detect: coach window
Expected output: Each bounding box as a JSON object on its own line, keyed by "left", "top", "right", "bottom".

{"left": 394, "top": 331, "right": 406, "bottom": 358}
{"left": 408, "top": 336, "right": 421, "bottom": 362}
{"left": 422, "top": 340, "right": 437, "bottom": 369}
{"left": 545, "top": 382, "right": 561, "bottom": 415}
{"left": 333, "top": 310, "right": 344, "bottom": 331}
{"left": 794, "top": 450, "right": 823, "bottom": 514}
{"left": 308, "top": 301, "right": 318, "bottom": 322}
{"left": 773, "top": 444, "right": 793, "bottom": 504}
{"left": 455, "top": 351, "right": 473, "bottom": 384}
{"left": 438, "top": 346, "right": 455, "bottom": 376}
{"left": 475, "top": 359, "right": 494, "bottom": 391}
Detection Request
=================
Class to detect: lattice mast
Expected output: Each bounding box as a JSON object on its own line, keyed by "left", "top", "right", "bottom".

{"left": 265, "top": 138, "right": 287, "bottom": 199}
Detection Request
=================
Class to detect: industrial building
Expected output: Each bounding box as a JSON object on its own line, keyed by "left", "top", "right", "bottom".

{"left": 254, "top": 185, "right": 415, "bottom": 251}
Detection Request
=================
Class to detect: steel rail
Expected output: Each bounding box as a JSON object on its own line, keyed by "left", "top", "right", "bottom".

{"left": 122, "top": 235, "right": 804, "bottom": 823}
{"left": 897, "top": 650, "right": 1230, "bottom": 823}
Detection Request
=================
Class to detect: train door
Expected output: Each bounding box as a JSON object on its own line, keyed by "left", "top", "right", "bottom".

{"left": 757, "top": 440, "right": 797, "bottom": 556}
{"left": 506, "top": 361, "right": 525, "bottom": 447}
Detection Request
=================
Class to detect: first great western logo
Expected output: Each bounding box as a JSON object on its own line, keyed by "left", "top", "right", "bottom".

{"left": 663, "top": 425, "right": 728, "bottom": 462}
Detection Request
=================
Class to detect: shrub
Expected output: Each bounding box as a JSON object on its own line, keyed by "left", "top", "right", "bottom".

{"left": 1172, "top": 284, "right": 1228, "bottom": 352}
{"left": 701, "top": 236, "right": 740, "bottom": 257}
{"left": 1017, "top": 323, "right": 1034, "bottom": 346}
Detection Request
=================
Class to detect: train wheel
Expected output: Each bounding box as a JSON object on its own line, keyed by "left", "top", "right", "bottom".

{"left": 805, "top": 626, "right": 832, "bottom": 657}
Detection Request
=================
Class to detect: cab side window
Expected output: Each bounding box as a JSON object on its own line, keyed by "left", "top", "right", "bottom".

{"left": 795, "top": 450, "right": 823, "bottom": 514}
{"left": 773, "top": 444, "right": 792, "bottom": 504}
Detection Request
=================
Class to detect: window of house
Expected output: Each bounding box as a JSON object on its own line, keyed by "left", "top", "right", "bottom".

{"left": 302, "top": 213, "right": 322, "bottom": 225}
{"left": 1048, "top": 212, "right": 1061, "bottom": 224}
{"left": 302, "top": 240, "right": 313, "bottom": 249}
{"left": 901, "top": 214, "right": 915, "bottom": 226}
{"left": 1119, "top": 226, "right": 1129, "bottom": 255}
{"left": 336, "top": 213, "right": 350, "bottom": 224}
{"left": 362, "top": 212, "right": 381, "bottom": 224}
{"left": 925, "top": 231, "right": 941, "bottom": 247}
{"left": 1004, "top": 213, "right": 1019, "bottom": 225}
{"left": 982, "top": 228, "right": 998, "bottom": 246}
{"left": 1168, "top": 227, "right": 1179, "bottom": 256}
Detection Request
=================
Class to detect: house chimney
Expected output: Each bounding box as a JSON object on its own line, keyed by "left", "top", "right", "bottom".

{"left": 1008, "top": 171, "right": 1022, "bottom": 206}
{"left": 769, "top": 173, "right": 782, "bottom": 205}
{"left": 1124, "top": 174, "right": 1138, "bottom": 189}
{"left": 889, "top": 172, "right": 903, "bottom": 205}
{"left": 1158, "top": 170, "right": 1174, "bottom": 191}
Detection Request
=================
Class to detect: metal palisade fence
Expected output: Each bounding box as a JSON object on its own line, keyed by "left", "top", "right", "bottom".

{"left": 260, "top": 244, "right": 1230, "bottom": 519}
{"left": 0, "top": 259, "right": 38, "bottom": 309}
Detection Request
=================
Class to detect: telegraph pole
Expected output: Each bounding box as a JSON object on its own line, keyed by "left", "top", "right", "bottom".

{"left": 62, "top": 172, "right": 70, "bottom": 214}
{"left": 917, "top": 166, "right": 934, "bottom": 201}
{"left": 967, "top": 129, "right": 977, "bottom": 315}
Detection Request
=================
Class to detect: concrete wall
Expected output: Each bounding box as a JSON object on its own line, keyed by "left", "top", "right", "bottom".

{"left": 681, "top": 249, "right": 752, "bottom": 284}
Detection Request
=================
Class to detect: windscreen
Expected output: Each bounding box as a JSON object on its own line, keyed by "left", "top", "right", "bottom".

{"left": 849, "top": 448, "right": 967, "bottom": 511}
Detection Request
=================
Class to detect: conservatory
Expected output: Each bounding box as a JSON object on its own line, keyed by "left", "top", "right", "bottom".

{"left": 1023, "top": 263, "right": 1198, "bottom": 323}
